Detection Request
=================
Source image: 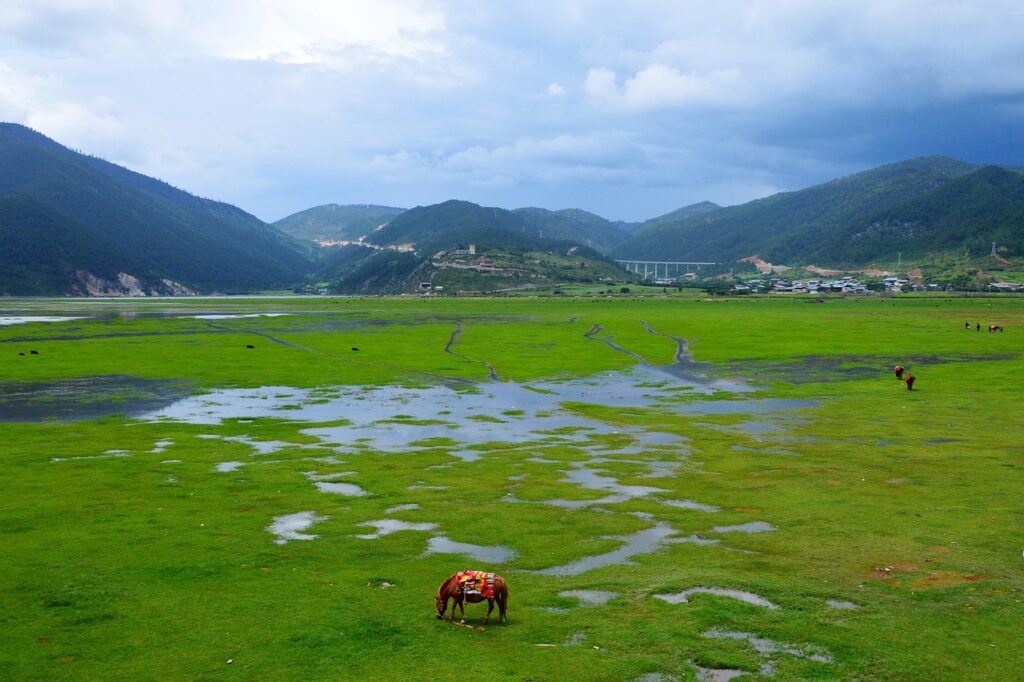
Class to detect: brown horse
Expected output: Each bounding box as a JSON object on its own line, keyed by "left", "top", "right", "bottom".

{"left": 435, "top": 572, "right": 508, "bottom": 624}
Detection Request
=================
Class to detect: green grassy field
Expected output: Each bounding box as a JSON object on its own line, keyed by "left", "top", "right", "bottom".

{"left": 1, "top": 295, "right": 1022, "bottom": 680}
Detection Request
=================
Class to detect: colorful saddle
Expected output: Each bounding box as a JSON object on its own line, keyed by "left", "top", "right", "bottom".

{"left": 455, "top": 570, "right": 496, "bottom": 598}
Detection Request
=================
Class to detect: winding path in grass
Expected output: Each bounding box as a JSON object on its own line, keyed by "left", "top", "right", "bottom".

{"left": 203, "top": 321, "right": 321, "bottom": 353}
{"left": 583, "top": 323, "right": 649, "bottom": 364}
{"left": 443, "top": 321, "right": 501, "bottom": 381}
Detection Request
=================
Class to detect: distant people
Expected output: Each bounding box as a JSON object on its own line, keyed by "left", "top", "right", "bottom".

{"left": 904, "top": 373, "right": 916, "bottom": 390}
{"left": 965, "top": 321, "right": 971, "bottom": 329}
{"left": 976, "top": 323, "right": 981, "bottom": 331}
{"left": 893, "top": 365, "right": 905, "bottom": 380}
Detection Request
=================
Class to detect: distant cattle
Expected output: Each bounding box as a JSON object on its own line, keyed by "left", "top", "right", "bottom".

{"left": 351, "top": 347, "right": 359, "bottom": 351}
{"left": 29, "top": 350, "right": 38, "bottom": 355}
{"left": 246, "top": 344, "right": 255, "bottom": 349}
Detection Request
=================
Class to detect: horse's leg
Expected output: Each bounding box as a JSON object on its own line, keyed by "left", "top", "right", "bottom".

{"left": 498, "top": 588, "right": 508, "bottom": 623}
{"left": 483, "top": 598, "right": 494, "bottom": 624}
{"left": 458, "top": 597, "right": 466, "bottom": 624}
{"left": 448, "top": 596, "right": 457, "bottom": 620}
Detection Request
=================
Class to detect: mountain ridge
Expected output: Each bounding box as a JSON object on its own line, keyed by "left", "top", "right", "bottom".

{"left": 0, "top": 123, "right": 311, "bottom": 295}
{"left": 611, "top": 156, "right": 1024, "bottom": 266}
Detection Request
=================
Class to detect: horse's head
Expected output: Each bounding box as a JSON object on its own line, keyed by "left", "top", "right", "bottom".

{"left": 435, "top": 591, "right": 447, "bottom": 619}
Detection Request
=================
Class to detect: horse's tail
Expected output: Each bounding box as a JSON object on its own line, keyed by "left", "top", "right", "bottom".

{"left": 497, "top": 580, "right": 509, "bottom": 622}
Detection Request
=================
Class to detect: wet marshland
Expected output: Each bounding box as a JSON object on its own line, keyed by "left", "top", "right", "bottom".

{"left": 5, "top": 298, "right": 1022, "bottom": 680}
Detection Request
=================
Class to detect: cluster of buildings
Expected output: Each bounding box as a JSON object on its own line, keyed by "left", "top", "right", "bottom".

{"left": 732, "top": 275, "right": 951, "bottom": 294}
{"left": 988, "top": 281, "right": 1024, "bottom": 292}
{"left": 735, "top": 276, "right": 876, "bottom": 294}
{"left": 432, "top": 245, "right": 502, "bottom": 273}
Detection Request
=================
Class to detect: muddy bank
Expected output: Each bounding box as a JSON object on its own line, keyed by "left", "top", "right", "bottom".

{"left": 0, "top": 375, "right": 191, "bottom": 422}
{"left": 444, "top": 322, "right": 463, "bottom": 354}
{"left": 724, "top": 352, "right": 1017, "bottom": 384}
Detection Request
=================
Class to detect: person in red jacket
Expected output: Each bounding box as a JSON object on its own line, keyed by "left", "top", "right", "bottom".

{"left": 893, "top": 365, "right": 905, "bottom": 379}
{"left": 904, "top": 373, "right": 916, "bottom": 390}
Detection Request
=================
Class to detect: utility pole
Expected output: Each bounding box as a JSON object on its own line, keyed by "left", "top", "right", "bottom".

{"left": 991, "top": 241, "right": 997, "bottom": 257}
{"left": 897, "top": 251, "right": 902, "bottom": 269}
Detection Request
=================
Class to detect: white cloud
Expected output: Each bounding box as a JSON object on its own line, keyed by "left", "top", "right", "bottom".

{"left": 185, "top": 0, "right": 448, "bottom": 70}
{"left": 0, "top": 61, "right": 40, "bottom": 118}
{"left": 586, "top": 64, "right": 745, "bottom": 111}
{"left": 0, "top": 59, "right": 123, "bottom": 148}
{"left": 26, "top": 100, "right": 123, "bottom": 144}
{"left": 545, "top": 82, "right": 566, "bottom": 97}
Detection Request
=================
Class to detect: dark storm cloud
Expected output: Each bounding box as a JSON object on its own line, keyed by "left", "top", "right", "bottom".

{"left": 1, "top": 1, "right": 1022, "bottom": 221}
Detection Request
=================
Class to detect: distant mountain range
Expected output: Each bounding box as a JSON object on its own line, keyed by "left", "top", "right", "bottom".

{"left": 0, "top": 123, "right": 309, "bottom": 295}
{"left": 611, "top": 157, "right": 1024, "bottom": 266}
{"left": 273, "top": 204, "right": 404, "bottom": 243}
{"left": 3, "top": 122, "right": 1023, "bottom": 296}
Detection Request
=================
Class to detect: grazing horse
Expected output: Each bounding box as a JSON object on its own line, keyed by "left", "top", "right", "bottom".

{"left": 436, "top": 572, "right": 508, "bottom": 624}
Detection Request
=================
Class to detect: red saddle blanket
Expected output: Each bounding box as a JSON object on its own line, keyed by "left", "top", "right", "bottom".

{"left": 455, "top": 570, "right": 496, "bottom": 599}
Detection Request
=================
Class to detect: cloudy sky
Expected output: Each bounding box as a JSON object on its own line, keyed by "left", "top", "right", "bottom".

{"left": 2, "top": 1, "right": 1023, "bottom": 222}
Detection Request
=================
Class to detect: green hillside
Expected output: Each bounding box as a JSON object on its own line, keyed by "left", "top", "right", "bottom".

{"left": 274, "top": 204, "right": 404, "bottom": 242}
{"left": 0, "top": 193, "right": 145, "bottom": 295}
{"left": 512, "top": 207, "right": 631, "bottom": 252}
{"left": 369, "top": 200, "right": 532, "bottom": 253}
{"left": 825, "top": 166, "right": 1024, "bottom": 261}
{"left": 0, "top": 123, "right": 310, "bottom": 294}
{"left": 637, "top": 201, "right": 722, "bottom": 230}
{"left": 314, "top": 200, "right": 627, "bottom": 293}
{"left": 614, "top": 156, "right": 983, "bottom": 265}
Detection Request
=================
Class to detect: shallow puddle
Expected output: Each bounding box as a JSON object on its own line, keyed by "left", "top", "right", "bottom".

{"left": 0, "top": 316, "right": 83, "bottom": 326}
{"left": 825, "top": 599, "right": 860, "bottom": 610}
{"left": 187, "top": 313, "right": 292, "bottom": 320}
{"left": 692, "top": 664, "right": 753, "bottom": 682}
{"left": 354, "top": 519, "right": 438, "bottom": 539}
{"left": 711, "top": 522, "right": 777, "bottom": 534}
{"left": 562, "top": 465, "right": 666, "bottom": 500}
{"left": 0, "top": 375, "right": 191, "bottom": 422}
{"left": 660, "top": 499, "right": 720, "bottom": 513}
{"left": 51, "top": 450, "right": 131, "bottom": 463}
{"left": 702, "top": 629, "right": 832, "bottom": 664}
{"left": 423, "top": 536, "right": 518, "bottom": 564}
{"left": 559, "top": 589, "right": 619, "bottom": 606}
{"left": 304, "top": 471, "right": 356, "bottom": 482}
{"left": 315, "top": 481, "right": 367, "bottom": 496}
{"left": 670, "top": 534, "right": 721, "bottom": 547}
{"left": 534, "top": 523, "right": 678, "bottom": 576}
{"left": 563, "top": 632, "right": 587, "bottom": 646}
{"left": 267, "top": 511, "right": 327, "bottom": 544}
{"left": 215, "top": 461, "right": 245, "bottom": 472}
{"left": 384, "top": 503, "right": 420, "bottom": 514}
{"left": 654, "top": 587, "right": 778, "bottom": 609}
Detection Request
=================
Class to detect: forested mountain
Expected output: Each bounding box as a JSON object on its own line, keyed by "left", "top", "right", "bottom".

{"left": 636, "top": 201, "right": 722, "bottom": 230}
{"left": 0, "top": 123, "right": 310, "bottom": 295}
{"left": 512, "top": 207, "right": 631, "bottom": 252}
{"left": 371, "top": 200, "right": 548, "bottom": 253}
{"left": 613, "top": 157, "right": 989, "bottom": 265}
{"left": 274, "top": 204, "right": 405, "bottom": 242}
{"left": 5, "top": 119, "right": 1022, "bottom": 295}
{"left": 312, "top": 199, "right": 623, "bottom": 293}
{"left": 0, "top": 193, "right": 145, "bottom": 295}
{"left": 826, "top": 165, "right": 1024, "bottom": 262}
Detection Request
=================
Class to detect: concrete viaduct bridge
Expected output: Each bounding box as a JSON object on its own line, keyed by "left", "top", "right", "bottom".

{"left": 615, "top": 260, "right": 717, "bottom": 279}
